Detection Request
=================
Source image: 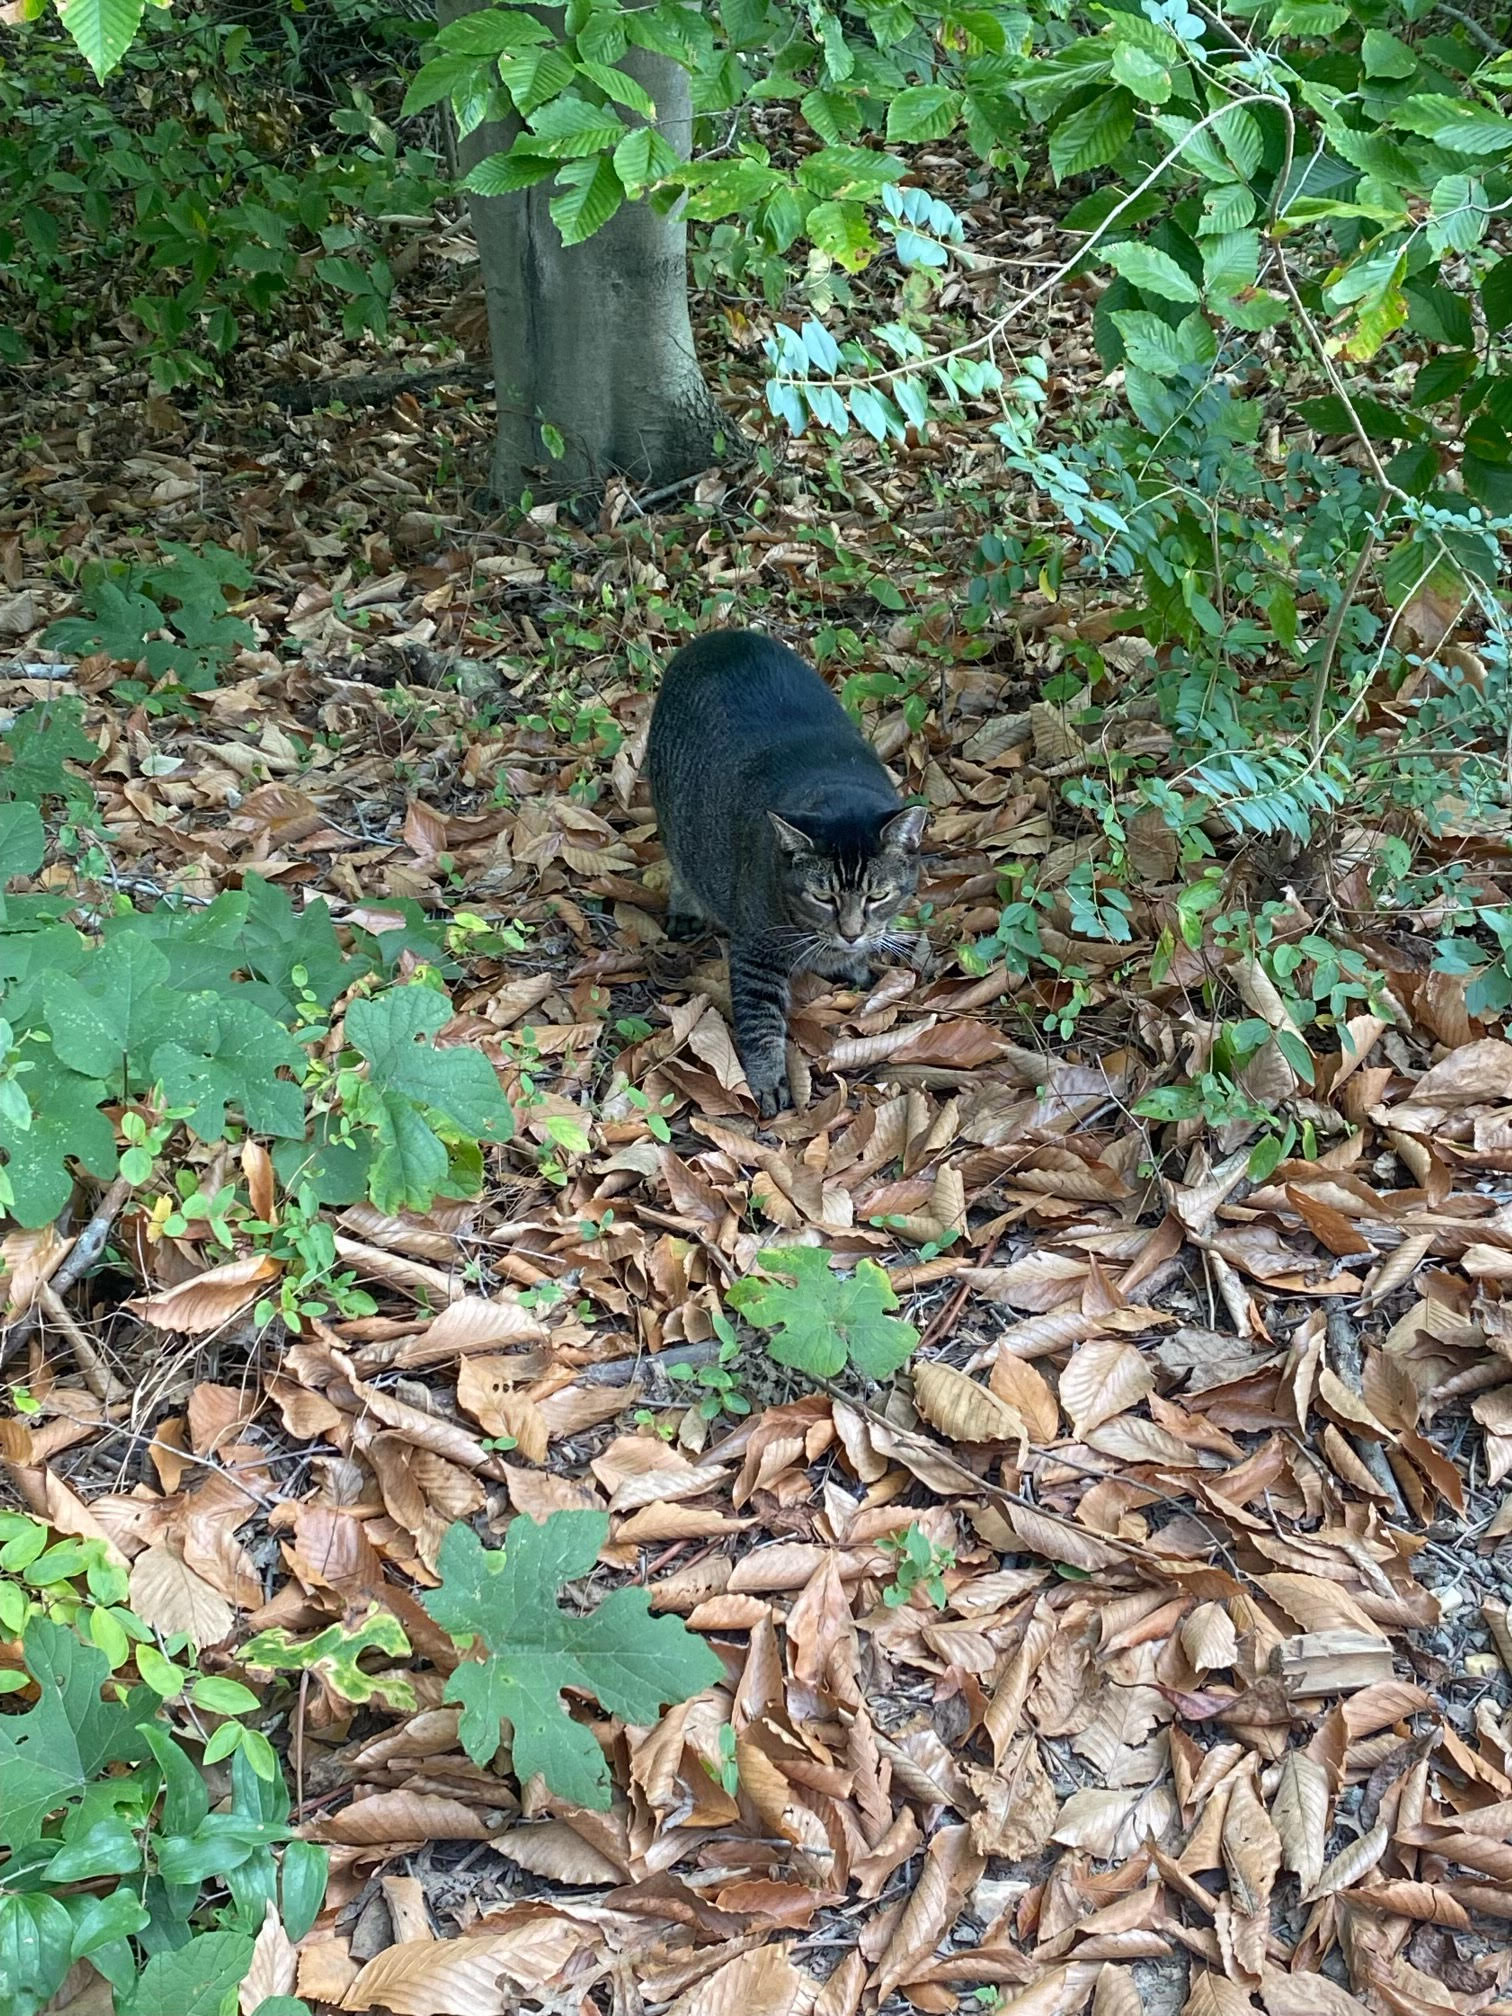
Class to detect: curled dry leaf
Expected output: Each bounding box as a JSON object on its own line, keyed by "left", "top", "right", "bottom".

{"left": 1059, "top": 1340, "right": 1154, "bottom": 1439}
{"left": 913, "top": 1360, "right": 1027, "bottom": 1447}
{"left": 0, "top": 1222, "right": 70, "bottom": 1316}
{"left": 1304, "top": 1819, "right": 1387, "bottom": 1900}
{"left": 1219, "top": 1773, "right": 1281, "bottom": 1916}
{"left": 126, "top": 1252, "right": 280, "bottom": 1334}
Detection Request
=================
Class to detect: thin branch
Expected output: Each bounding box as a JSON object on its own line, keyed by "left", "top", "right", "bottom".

{"left": 0, "top": 1175, "right": 131, "bottom": 1372}
{"left": 1308, "top": 529, "right": 1381, "bottom": 755}
{"left": 1437, "top": 1, "right": 1508, "bottom": 52}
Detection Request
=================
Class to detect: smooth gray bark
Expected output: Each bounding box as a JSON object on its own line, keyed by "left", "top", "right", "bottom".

{"left": 445, "top": 9, "right": 722, "bottom": 502}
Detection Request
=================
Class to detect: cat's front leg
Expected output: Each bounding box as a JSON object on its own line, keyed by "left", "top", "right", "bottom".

{"left": 729, "top": 934, "right": 793, "bottom": 1116}
{"left": 665, "top": 866, "right": 710, "bottom": 942}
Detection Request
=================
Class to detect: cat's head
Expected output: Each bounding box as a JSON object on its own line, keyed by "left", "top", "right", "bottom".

{"left": 768, "top": 804, "right": 927, "bottom": 949}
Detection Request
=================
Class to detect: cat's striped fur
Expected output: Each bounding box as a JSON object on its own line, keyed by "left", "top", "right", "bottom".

{"left": 647, "top": 629, "right": 925, "bottom": 1116}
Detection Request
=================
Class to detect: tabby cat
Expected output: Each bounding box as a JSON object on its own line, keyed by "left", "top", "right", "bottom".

{"left": 647, "top": 629, "right": 926, "bottom": 1116}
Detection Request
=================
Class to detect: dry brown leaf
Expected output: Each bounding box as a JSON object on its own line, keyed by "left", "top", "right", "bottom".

{"left": 1260, "top": 1970, "right": 1372, "bottom": 2016}
{"left": 1220, "top": 1773, "right": 1282, "bottom": 1916}
{"left": 126, "top": 1253, "right": 280, "bottom": 1333}
{"left": 1271, "top": 1751, "right": 1328, "bottom": 1895}
{"left": 1257, "top": 1575, "right": 1388, "bottom": 1641}
{"left": 590, "top": 1434, "right": 725, "bottom": 1511}
{"left": 315, "top": 1792, "right": 494, "bottom": 1846}
{"left": 1059, "top": 1339, "right": 1154, "bottom": 1438}
{"left": 1184, "top": 1974, "right": 1255, "bottom": 2016}
{"left": 963, "top": 1255, "right": 1091, "bottom": 1312}
{"left": 988, "top": 1352, "right": 1060, "bottom": 1444}
{"left": 342, "top": 1918, "right": 591, "bottom": 2015}
{"left": 664, "top": 1942, "right": 817, "bottom": 2016}
{"left": 1052, "top": 1784, "right": 1176, "bottom": 1860}
{"left": 240, "top": 1903, "right": 297, "bottom": 2015}
{"left": 394, "top": 1296, "right": 549, "bottom": 1367}
{"left": 1304, "top": 1819, "right": 1386, "bottom": 1900}
{"left": 0, "top": 1223, "right": 70, "bottom": 1317}
{"left": 1181, "top": 1603, "right": 1238, "bottom": 1673}
{"left": 913, "top": 1360, "right": 1026, "bottom": 1446}
{"left": 872, "top": 1824, "right": 985, "bottom": 1998}
{"left": 128, "top": 1545, "right": 235, "bottom": 1647}
{"left": 298, "top": 1940, "right": 361, "bottom": 2006}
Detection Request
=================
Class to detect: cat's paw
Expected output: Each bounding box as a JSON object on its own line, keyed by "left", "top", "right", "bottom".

{"left": 748, "top": 1061, "right": 792, "bottom": 1118}
{"left": 664, "top": 911, "right": 706, "bottom": 943}
{"left": 837, "top": 958, "right": 873, "bottom": 990}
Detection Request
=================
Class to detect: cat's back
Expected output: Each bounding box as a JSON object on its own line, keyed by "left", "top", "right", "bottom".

{"left": 651, "top": 628, "right": 852, "bottom": 754}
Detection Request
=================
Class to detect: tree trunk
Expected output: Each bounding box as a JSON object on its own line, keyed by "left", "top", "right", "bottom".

{"left": 446, "top": 11, "right": 722, "bottom": 503}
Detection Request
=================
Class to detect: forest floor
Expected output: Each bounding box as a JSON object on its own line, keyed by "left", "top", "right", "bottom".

{"left": 4, "top": 162, "right": 1512, "bottom": 2016}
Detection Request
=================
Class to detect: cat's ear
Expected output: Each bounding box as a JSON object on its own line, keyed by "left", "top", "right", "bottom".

{"left": 881, "top": 805, "right": 927, "bottom": 852}
{"left": 768, "top": 813, "right": 813, "bottom": 857}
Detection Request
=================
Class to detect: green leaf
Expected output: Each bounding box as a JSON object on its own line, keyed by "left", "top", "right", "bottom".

{"left": 435, "top": 10, "right": 553, "bottom": 54}
{"left": 66, "top": 1886, "right": 150, "bottom": 1963}
{"left": 727, "top": 1247, "right": 919, "bottom": 1380}
{"left": 679, "top": 158, "right": 785, "bottom": 220}
{"left": 886, "top": 85, "right": 961, "bottom": 143}
{"left": 1213, "top": 104, "right": 1263, "bottom": 180}
{"left": 1482, "top": 256, "right": 1512, "bottom": 334}
{"left": 0, "top": 802, "right": 44, "bottom": 882}
{"left": 612, "top": 125, "right": 679, "bottom": 195}
{"left": 401, "top": 50, "right": 486, "bottom": 116}
{"left": 240, "top": 1608, "right": 414, "bottom": 1706}
{"left": 1362, "top": 27, "right": 1417, "bottom": 77}
{"left": 422, "top": 1513, "right": 723, "bottom": 1809}
{"left": 796, "top": 144, "right": 905, "bottom": 200}
{"left": 280, "top": 1840, "right": 330, "bottom": 1945}
{"left": 0, "top": 1051, "right": 117, "bottom": 1228}
{"left": 1101, "top": 240, "right": 1200, "bottom": 302}
{"left": 45, "top": 1816, "right": 142, "bottom": 1883}
{"left": 190, "top": 1675, "right": 260, "bottom": 1716}
{"left": 1049, "top": 88, "right": 1135, "bottom": 180}
{"left": 574, "top": 60, "right": 656, "bottom": 118}
{"left": 1110, "top": 309, "right": 1213, "bottom": 376}
{"left": 501, "top": 46, "right": 578, "bottom": 118}
{"left": 44, "top": 930, "right": 170, "bottom": 1079}
{"left": 141, "top": 1722, "right": 211, "bottom": 1838}
{"left": 56, "top": 0, "right": 145, "bottom": 79}
{"left": 462, "top": 149, "right": 558, "bottom": 196}
{"left": 152, "top": 994, "right": 307, "bottom": 1141}
{"left": 549, "top": 155, "right": 625, "bottom": 245}
{"left": 1394, "top": 94, "right": 1512, "bottom": 155}
{"left": 1201, "top": 228, "right": 1259, "bottom": 299}
{"left": 1428, "top": 174, "right": 1487, "bottom": 254}
{"left": 805, "top": 199, "right": 877, "bottom": 269}
{"left": 524, "top": 94, "right": 627, "bottom": 157}
{"left": 347, "top": 987, "right": 513, "bottom": 1143}
{"left": 0, "top": 1620, "right": 139, "bottom": 1850}
{"left": 1269, "top": 0, "right": 1346, "bottom": 30}
{"left": 119, "top": 1930, "right": 255, "bottom": 2016}
{"left": 1411, "top": 351, "right": 1477, "bottom": 407}
{"left": 1110, "top": 42, "right": 1171, "bottom": 103}
{"left": 0, "top": 1893, "right": 74, "bottom": 2015}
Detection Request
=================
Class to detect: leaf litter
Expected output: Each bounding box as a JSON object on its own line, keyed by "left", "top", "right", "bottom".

{"left": 1, "top": 173, "right": 1512, "bottom": 2016}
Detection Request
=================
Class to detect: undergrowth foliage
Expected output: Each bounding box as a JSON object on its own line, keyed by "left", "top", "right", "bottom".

{"left": 0, "top": 1511, "right": 328, "bottom": 2016}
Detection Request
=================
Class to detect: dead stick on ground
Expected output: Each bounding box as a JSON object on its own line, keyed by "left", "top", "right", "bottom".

{"left": 917, "top": 1231, "right": 1001, "bottom": 1354}
{"left": 35, "top": 1281, "right": 119, "bottom": 1404}
{"left": 0, "top": 1176, "right": 131, "bottom": 1371}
